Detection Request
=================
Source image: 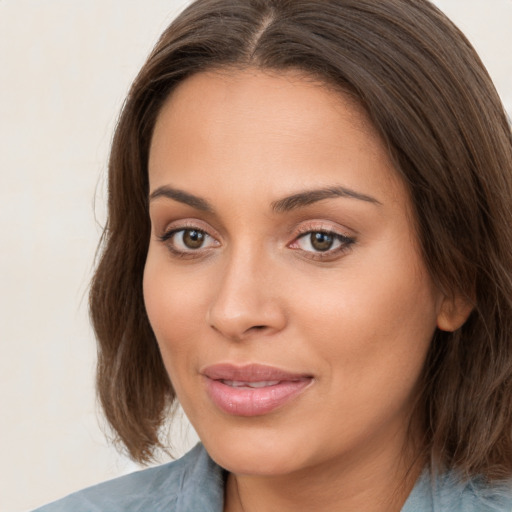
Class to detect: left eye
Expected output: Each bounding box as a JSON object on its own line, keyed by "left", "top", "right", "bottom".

{"left": 293, "top": 231, "right": 351, "bottom": 253}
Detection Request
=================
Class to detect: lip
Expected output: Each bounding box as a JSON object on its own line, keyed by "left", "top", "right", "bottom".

{"left": 201, "top": 363, "right": 313, "bottom": 417}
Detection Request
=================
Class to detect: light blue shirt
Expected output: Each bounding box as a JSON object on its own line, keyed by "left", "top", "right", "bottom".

{"left": 33, "top": 443, "right": 512, "bottom": 511}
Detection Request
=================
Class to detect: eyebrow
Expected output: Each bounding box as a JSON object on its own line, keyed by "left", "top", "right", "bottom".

{"left": 271, "top": 186, "right": 381, "bottom": 212}
{"left": 149, "top": 184, "right": 380, "bottom": 213}
{"left": 149, "top": 185, "right": 214, "bottom": 212}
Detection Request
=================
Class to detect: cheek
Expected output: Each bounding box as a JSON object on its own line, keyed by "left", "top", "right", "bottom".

{"left": 295, "top": 268, "right": 437, "bottom": 444}
{"left": 295, "top": 246, "right": 439, "bottom": 386}
{"left": 143, "top": 253, "right": 210, "bottom": 365}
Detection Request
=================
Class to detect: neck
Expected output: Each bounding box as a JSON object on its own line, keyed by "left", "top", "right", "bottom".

{"left": 224, "top": 430, "right": 425, "bottom": 512}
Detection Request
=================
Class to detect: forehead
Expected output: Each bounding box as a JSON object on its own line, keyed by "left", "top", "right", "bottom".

{"left": 148, "top": 68, "right": 404, "bottom": 205}
{"left": 152, "top": 67, "right": 378, "bottom": 151}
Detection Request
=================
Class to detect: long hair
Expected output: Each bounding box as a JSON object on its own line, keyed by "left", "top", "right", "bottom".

{"left": 90, "top": 0, "right": 512, "bottom": 478}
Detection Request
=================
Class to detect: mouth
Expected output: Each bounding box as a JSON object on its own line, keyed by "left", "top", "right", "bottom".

{"left": 221, "top": 380, "right": 282, "bottom": 388}
{"left": 201, "top": 363, "right": 313, "bottom": 416}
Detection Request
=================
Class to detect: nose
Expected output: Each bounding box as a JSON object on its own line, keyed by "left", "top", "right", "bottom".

{"left": 206, "top": 247, "right": 287, "bottom": 341}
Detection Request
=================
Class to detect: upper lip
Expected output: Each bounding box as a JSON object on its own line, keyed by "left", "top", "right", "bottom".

{"left": 201, "top": 363, "right": 312, "bottom": 382}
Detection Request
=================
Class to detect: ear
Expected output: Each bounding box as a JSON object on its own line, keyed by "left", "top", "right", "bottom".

{"left": 436, "top": 293, "right": 474, "bottom": 332}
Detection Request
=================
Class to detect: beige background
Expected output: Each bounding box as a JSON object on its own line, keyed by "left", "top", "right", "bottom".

{"left": 0, "top": 1, "right": 510, "bottom": 511}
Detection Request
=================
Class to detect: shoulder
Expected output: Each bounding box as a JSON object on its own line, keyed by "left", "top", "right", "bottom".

{"left": 450, "top": 477, "right": 512, "bottom": 512}
{"left": 403, "top": 469, "right": 512, "bottom": 512}
{"left": 31, "top": 444, "right": 225, "bottom": 512}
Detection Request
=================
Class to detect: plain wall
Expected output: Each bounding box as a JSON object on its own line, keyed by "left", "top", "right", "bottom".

{"left": 0, "top": 1, "right": 510, "bottom": 511}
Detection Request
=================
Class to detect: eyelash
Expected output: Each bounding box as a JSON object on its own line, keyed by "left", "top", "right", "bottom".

{"left": 157, "top": 226, "right": 218, "bottom": 259}
{"left": 157, "top": 224, "right": 355, "bottom": 261}
{"left": 289, "top": 226, "right": 355, "bottom": 261}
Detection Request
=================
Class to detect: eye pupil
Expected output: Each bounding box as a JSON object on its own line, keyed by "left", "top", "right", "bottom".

{"left": 183, "top": 229, "right": 205, "bottom": 249}
{"left": 311, "top": 232, "right": 333, "bottom": 251}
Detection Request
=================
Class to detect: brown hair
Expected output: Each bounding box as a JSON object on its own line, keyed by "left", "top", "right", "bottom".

{"left": 90, "top": 0, "right": 512, "bottom": 479}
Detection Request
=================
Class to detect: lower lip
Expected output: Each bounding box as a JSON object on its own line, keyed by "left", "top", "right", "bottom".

{"left": 204, "top": 377, "right": 312, "bottom": 416}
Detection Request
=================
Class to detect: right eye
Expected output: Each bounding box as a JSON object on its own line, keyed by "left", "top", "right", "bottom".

{"left": 159, "top": 228, "right": 219, "bottom": 255}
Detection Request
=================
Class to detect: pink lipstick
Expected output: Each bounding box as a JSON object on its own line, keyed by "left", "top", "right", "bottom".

{"left": 201, "top": 364, "right": 313, "bottom": 416}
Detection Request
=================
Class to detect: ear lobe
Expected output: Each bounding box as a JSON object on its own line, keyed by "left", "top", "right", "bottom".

{"left": 436, "top": 294, "right": 474, "bottom": 332}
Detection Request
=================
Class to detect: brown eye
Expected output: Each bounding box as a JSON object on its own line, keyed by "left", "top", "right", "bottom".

{"left": 290, "top": 229, "right": 355, "bottom": 258}
{"left": 159, "top": 227, "right": 218, "bottom": 255}
{"left": 182, "top": 229, "right": 206, "bottom": 249}
{"left": 310, "top": 232, "right": 334, "bottom": 252}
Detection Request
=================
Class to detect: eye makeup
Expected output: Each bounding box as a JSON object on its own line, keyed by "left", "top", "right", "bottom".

{"left": 156, "top": 217, "right": 356, "bottom": 263}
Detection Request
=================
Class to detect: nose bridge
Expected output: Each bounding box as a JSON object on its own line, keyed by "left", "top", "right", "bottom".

{"left": 207, "top": 240, "right": 286, "bottom": 340}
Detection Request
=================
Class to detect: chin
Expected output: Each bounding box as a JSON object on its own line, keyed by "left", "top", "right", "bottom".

{"left": 197, "top": 421, "right": 322, "bottom": 477}
{"left": 183, "top": 393, "right": 363, "bottom": 479}
{"left": 210, "top": 444, "right": 306, "bottom": 476}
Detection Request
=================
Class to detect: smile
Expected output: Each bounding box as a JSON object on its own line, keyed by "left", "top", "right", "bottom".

{"left": 201, "top": 364, "right": 313, "bottom": 416}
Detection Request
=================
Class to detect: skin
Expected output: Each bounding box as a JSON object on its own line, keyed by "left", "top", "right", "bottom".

{"left": 144, "top": 69, "right": 466, "bottom": 511}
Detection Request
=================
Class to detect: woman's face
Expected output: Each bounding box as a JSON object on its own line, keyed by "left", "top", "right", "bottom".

{"left": 144, "top": 69, "right": 447, "bottom": 477}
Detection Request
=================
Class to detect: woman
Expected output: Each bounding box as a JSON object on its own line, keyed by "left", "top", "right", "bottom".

{"left": 34, "top": 0, "right": 512, "bottom": 510}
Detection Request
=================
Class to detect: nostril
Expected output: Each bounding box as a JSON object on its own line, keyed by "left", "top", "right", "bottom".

{"left": 244, "top": 325, "right": 267, "bottom": 334}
